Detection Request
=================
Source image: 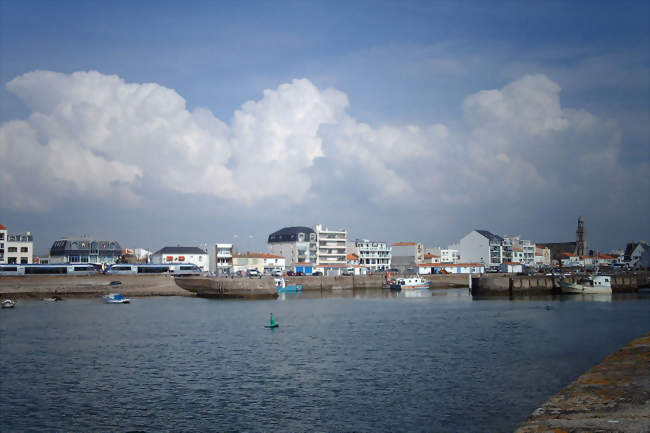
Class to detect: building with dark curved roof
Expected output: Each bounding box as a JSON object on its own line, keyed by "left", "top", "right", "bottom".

{"left": 267, "top": 226, "right": 315, "bottom": 243}
{"left": 49, "top": 238, "right": 122, "bottom": 265}
{"left": 267, "top": 226, "right": 317, "bottom": 268}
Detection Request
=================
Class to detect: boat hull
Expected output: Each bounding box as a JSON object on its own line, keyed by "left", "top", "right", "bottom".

{"left": 560, "top": 281, "right": 612, "bottom": 295}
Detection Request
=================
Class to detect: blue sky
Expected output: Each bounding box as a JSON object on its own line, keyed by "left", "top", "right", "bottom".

{"left": 0, "top": 0, "right": 648, "bottom": 255}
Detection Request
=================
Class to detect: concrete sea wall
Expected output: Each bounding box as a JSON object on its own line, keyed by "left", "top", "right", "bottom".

{"left": 515, "top": 332, "right": 650, "bottom": 432}
{"left": 471, "top": 271, "right": 647, "bottom": 296}
{"left": 0, "top": 273, "right": 471, "bottom": 298}
{"left": 0, "top": 274, "right": 193, "bottom": 298}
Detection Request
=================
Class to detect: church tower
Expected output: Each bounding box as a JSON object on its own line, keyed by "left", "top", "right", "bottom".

{"left": 574, "top": 216, "right": 587, "bottom": 256}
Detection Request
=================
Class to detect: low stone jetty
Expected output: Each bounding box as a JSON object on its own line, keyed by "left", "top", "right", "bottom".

{"left": 0, "top": 274, "right": 193, "bottom": 298}
{"left": 173, "top": 276, "right": 278, "bottom": 299}
{"left": 471, "top": 271, "right": 647, "bottom": 296}
{"left": 515, "top": 332, "right": 650, "bottom": 433}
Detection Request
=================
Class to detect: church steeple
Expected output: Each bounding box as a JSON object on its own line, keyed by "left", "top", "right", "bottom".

{"left": 574, "top": 216, "right": 587, "bottom": 256}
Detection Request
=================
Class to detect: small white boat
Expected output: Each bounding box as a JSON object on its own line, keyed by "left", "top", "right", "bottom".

{"left": 275, "top": 278, "right": 302, "bottom": 293}
{"left": 390, "top": 277, "right": 430, "bottom": 290}
{"left": 560, "top": 275, "right": 612, "bottom": 294}
{"left": 103, "top": 293, "right": 131, "bottom": 304}
{"left": 2, "top": 299, "right": 16, "bottom": 308}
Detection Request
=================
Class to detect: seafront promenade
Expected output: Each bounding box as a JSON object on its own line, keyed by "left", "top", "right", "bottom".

{"left": 516, "top": 332, "right": 650, "bottom": 432}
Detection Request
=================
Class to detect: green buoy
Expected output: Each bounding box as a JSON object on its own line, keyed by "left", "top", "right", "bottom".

{"left": 265, "top": 312, "right": 279, "bottom": 328}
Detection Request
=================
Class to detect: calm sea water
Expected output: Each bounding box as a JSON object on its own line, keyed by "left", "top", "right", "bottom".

{"left": 1, "top": 288, "right": 649, "bottom": 432}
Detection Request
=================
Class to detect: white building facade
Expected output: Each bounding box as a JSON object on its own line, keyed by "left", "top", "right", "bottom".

{"left": 215, "top": 243, "right": 234, "bottom": 275}
{"left": 0, "top": 224, "right": 34, "bottom": 265}
{"left": 151, "top": 246, "right": 209, "bottom": 272}
{"left": 315, "top": 224, "right": 347, "bottom": 266}
{"left": 348, "top": 239, "right": 391, "bottom": 271}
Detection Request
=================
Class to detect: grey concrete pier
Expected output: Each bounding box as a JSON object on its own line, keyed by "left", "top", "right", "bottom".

{"left": 515, "top": 332, "right": 650, "bottom": 433}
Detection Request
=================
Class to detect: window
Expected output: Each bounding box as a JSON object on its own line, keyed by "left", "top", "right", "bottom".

{"left": 21, "top": 247, "right": 28, "bottom": 253}
{"left": 0, "top": 233, "right": 4, "bottom": 240}
{"left": 20, "top": 258, "right": 28, "bottom": 264}
{"left": 8, "top": 247, "right": 17, "bottom": 252}
{"left": 25, "top": 266, "right": 67, "bottom": 274}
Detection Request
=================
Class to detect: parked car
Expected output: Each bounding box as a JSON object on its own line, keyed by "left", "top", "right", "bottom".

{"left": 272, "top": 270, "right": 283, "bottom": 277}
{"left": 286, "top": 270, "right": 296, "bottom": 276}
{"left": 342, "top": 268, "right": 355, "bottom": 276}
{"left": 296, "top": 271, "right": 306, "bottom": 276}
{"left": 247, "top": 269, "right": 261, "bottom": 278}
{"left": 312, "top": 271, "right": 322, "bottom": 276}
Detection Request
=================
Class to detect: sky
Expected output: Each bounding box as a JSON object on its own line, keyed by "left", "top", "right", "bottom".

{"left": 0, "top": 0, "right": 648, "bottom": 255}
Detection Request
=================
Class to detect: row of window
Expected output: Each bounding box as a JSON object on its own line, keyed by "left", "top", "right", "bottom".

{"left": 6, "top": 247, "right": 29, "bottom": 253}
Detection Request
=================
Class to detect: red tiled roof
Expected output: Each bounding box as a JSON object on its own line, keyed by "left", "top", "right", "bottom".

{"left": 346, "top": 253, "right": 359, "bottom": 260}
{"left": 504, "top": 262, "right": 522, "bottom": 265}
{"left": 392, "top": 242, "right": 416, "bottom": 246}
{"left": 424, "top": 253, "right": 440, "bottom": 258}
{"left": 418, "top": 262, "right": 484, "bottom": 267}
{"left": 0, "top": 223, "right": 6, "bottom": 230}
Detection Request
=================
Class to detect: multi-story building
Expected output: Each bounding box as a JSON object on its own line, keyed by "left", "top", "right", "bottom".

{"left": 215, "top": 243, "right": 234, "bottom": 275}
{"left": 315, "top": 224, "right": 347, "bottom": 266}
{"left": 268, "top": 226, "right": 317, "bottom": 268}
{"left": 49, "top": 237, "right": 122, "bottom": 266}
{"left": 459, "top": 230, "right": 505, "bottom": 267}
{"left": 0, "top": 224, "right": 34, "bottom": 264}
{"left": 151, "top": 246, "right": 209, "bottom": 272}
{"left": 623, "top": 241, "right": 649, "bottom": 269}
{"left": 504, "top": 236, "right": 536, "bottom": 267}
{"left": 440, "top": 249, "right": 459, "bottom": 263}
{"left": 534, "top": 246, "right": 551, "bottom": 266}
{"left": 347, "top": 239, "right": 391, "bottom": 271}
{"left": 391, "top": 242, "right": 424, "bottom": 270}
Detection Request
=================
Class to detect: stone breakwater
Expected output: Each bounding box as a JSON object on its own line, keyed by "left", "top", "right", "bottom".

{"left": 0, "top": 273, "right": 471, "bottom": 299}
{"left": 471, "top": 271, "right": 648, "bottom": 296}
{"left": 515, "top": 332, "right": 650, "bottom": 433}
{"left": 0, "top": 274, "right": 193, "bottom": 298}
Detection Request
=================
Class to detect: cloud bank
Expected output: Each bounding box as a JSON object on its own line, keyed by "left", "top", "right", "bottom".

{"left": 1, "top": 70, "right": 647, "bottom": 243}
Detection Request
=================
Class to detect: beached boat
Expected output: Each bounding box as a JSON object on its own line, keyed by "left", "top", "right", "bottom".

{"left": 390, "top": 277, "right": 430, "bottom": 290}
{"left": 103, "top": 293, "right": 131, "bottom": 304}
{"left": 1, "top": 299, "right": 16, "bottom": 308}
{"left": 560, "top": 275, "right": 612, "bottom": 294}
{"left": 275, "top": 278, "right": 302, "bottom": 293}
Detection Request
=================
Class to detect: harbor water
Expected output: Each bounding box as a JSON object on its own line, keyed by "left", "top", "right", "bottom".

{"left": 1, "top": 289, "right": 649, "bottom": 432}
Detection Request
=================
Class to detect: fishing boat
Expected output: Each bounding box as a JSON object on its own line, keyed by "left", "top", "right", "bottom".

{"left": 103, "top": 293, "right": 131, "bottom": 304}
{"left": 390, "top": 276, "right": 430, "bottom": 290}
{"left": 275, "top": 278, "right": 302, "bottom": 293}
{"left": 560, "top": 275, "right": 612, "bottom": 294}
{"left": 1, "top": 299, "right": 16, "bottom": 308}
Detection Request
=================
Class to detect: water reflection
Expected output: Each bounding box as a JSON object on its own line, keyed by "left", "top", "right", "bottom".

{"left": 277, "top": 287, "right": 649, "bottom": 302}
{"left": 277, "top": 287, "right": 473, "bottom": 300}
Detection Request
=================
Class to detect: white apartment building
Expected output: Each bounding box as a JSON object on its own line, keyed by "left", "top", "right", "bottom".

{"left": 440, "top": 249, "right": 459, "bottom": 263}
{"left": 215, "top": 243, "right": 234, "bottom": 275}
{"left": 347, "top": 239, "right": 391, "bottom": 271}
{"left": 315, "top": 224, "right": 347, "bottom": 266}
{"left": 151, "top": 246, "right": 209, "bottom": 272}
{"left": 504, "top": 236, "right": 536, "bottom": 267}
{"left": 0, "top": 223, "right": 34, "bottom": 265}
{"left": 267, "top": 226, "right": 317, "bottom": 268}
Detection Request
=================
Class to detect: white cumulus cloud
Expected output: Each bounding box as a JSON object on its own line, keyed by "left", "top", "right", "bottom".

{"left": 1, "top": 70, "right": 645, "bottom": 233}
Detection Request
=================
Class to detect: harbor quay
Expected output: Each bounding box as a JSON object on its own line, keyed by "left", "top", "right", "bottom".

{"left": 515, "top": 332, "right": 650, "bottom": 433}
{"left": 470, "top": 271, "right": 648, "bottom": 296}
{"left": 0, "top": 273, "right": 471, "bottom": 299}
